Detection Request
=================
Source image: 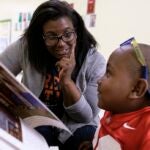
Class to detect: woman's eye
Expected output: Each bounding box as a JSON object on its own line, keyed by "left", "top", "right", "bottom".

{"left": 47, "top": 36, "right": 57, "bottom": 40}
{"left": 64, "top": 32, "right": 72, "bottom": 38}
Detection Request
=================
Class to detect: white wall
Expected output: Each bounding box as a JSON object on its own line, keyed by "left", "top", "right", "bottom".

{"left": 95, "top": 0, "right": 150, "bottom": 59}
{"left": 67, "top": 0, "right": 150, "bottom": 59}
{"left": 0, "top": 0, "right": 150, "bottom": 59}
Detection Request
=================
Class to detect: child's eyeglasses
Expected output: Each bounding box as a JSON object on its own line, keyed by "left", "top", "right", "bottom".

{"left": 120, "top": 37, "right": 150, "bottom": 97}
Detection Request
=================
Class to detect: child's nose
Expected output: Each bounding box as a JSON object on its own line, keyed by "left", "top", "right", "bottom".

{"left": 97, "top": 78, "right": 102, "bottom": 85}
{"left": 97, "top": 75, "right": 105, "bottom": 87}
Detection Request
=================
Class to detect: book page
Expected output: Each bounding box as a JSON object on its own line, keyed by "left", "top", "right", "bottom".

{"left": 0, "top": 103, "right": 22, "bottom": 141}
{"left": 0, "top": 62, "right": 72, "bottom": 134}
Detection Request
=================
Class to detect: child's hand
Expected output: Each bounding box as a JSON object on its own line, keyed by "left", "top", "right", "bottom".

{"left": 78, "top": 141, "right": 93, "bottom": 150}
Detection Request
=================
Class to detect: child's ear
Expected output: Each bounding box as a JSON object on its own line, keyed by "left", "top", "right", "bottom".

{"left": 129, "top": 79, "right": 149, "bottom": 99}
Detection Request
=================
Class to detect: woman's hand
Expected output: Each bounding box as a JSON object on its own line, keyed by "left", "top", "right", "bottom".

{"left": 55, "top": 43, "right": 80, "bottom": 107}
{"left": 56, "top": 43, "right": 76, "bottom": 83}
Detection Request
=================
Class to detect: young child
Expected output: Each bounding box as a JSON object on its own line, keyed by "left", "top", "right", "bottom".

{"left": 79, "top": 37, "right": 150, "bottom": 150}
{"left": 94, "top": 37, "right": 150, "bottom": 150}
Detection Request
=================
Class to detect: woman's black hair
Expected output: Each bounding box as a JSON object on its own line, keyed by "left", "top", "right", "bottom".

{"left": 23, "top": 0, "right": 97, "bottom": 80}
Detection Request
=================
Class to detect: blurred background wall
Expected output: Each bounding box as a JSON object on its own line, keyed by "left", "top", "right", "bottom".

{"left": 0, "top": 0, "right": 150, "bottom": 60}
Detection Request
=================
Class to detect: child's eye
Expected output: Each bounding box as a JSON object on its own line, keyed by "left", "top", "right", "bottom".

{"left": 105, "top": 69, "right": 111, "bottom": 77}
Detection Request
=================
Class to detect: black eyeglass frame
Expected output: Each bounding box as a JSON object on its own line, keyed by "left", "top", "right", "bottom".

{"left": 43, "top": 31, "right": 76, "bottom": 46}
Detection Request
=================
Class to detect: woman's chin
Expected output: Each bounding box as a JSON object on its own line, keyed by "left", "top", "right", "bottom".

{"left": 56, "top": 54, "right": 69, "bottom": 59}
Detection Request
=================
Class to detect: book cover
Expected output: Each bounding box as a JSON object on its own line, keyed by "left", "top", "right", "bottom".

{"left": 0, "top": 62, "right": 72, "bottom": 135}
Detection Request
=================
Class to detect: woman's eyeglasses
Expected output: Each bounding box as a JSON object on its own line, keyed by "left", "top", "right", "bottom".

{"left": 43, "top": 31, "right": 75, "bottom": 46}
{"left": 120, "top": 37, "right": 150, "bottom": 97}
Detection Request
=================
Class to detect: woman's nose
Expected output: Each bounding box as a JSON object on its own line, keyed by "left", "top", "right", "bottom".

{"left": 57, "top": 38, "right": 66, "bottom": 47}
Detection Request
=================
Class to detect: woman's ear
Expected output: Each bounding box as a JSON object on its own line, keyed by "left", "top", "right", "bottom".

{"left": 129, "top": 79, "right": 149, "bottom": 99}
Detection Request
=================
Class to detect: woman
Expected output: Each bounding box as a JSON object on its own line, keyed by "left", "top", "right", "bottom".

{"left": 0, "top": 1, "right": 106, "bottom": 149}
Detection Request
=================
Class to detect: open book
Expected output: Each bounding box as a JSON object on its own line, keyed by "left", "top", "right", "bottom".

{"left": 0, "top": 62, "right": 72, "bottom": 135}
